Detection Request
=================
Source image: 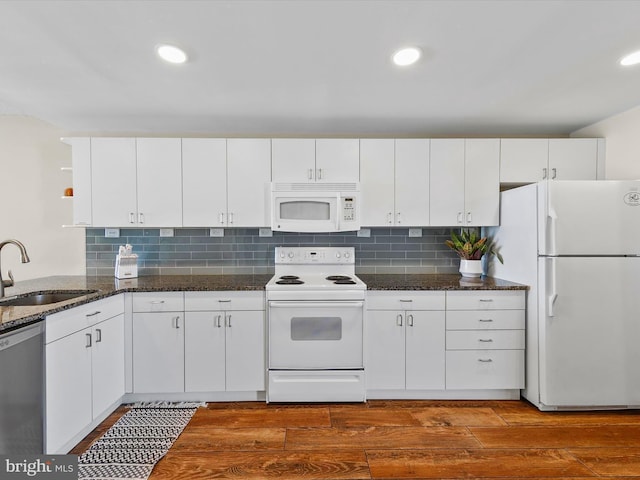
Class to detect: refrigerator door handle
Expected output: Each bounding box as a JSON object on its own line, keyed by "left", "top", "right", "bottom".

{"left": 547, "top": 207, "right": 558, "bottom": 256}
{"left": 547, "top": 257, "right": 558, "bottom": 317}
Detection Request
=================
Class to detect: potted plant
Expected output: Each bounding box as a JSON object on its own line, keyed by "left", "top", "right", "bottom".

{"left": 445, "top": 230, "right": 503, "bottom": 277}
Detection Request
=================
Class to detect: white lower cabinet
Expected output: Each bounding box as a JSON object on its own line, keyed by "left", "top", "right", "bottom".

{"left": 45, "top": 295, "right": 125, "bottom": 453}
{"left": 184, "top": 292, "right": 265, "bottom": 392}
{"left": 366, "top": 291, "right": 446, "bottom": 390}
{"left": 445, "top": 290, "right": 526, "bottom": 390}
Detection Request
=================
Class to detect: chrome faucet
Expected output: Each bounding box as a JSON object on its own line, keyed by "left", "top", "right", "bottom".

{"left": 0, "top": 239, "right": 30, "bottom": 298}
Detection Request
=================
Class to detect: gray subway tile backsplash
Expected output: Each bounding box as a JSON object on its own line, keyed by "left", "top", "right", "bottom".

{"left": 85, "top": 228, "right": 460, "bottom": 276}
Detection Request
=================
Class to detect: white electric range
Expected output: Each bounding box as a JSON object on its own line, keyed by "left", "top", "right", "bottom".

{"left": 266, "top": 246, "right": 366, "bottom": 402}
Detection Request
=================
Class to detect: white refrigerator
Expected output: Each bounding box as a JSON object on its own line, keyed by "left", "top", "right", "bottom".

{"left": 486, "top": 180, "right": 640, "bottom": 410}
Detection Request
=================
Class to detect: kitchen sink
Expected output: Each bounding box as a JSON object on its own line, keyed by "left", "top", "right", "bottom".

{"left": 0, "top": 290, "right": 98, "bottom": 307}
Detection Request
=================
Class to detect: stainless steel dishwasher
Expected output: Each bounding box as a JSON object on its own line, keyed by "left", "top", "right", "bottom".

{"left": 0, "top": 322, "right": 44, "bottom": 454}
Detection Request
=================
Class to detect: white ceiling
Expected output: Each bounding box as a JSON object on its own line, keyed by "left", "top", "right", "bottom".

{"left": 2, "top": 0, "right": 640, "bottom": 136}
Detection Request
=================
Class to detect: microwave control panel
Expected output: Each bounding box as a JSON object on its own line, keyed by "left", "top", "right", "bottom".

{"left": 342, "top": 196, "right": 356, "bottom": 221}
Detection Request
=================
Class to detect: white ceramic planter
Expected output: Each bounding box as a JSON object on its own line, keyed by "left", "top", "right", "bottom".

{"left": 459, "top": 259, "right": 483, "bottom": 278}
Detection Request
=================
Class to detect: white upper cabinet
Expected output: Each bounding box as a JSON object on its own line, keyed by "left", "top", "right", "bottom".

{"left": 395, "top": 139, "right": 430, "bottom": 226}
{"left": 136, "top": 138, "right": 183, "bottom": 227}
{"left": 500, "top": 138, "right": 600, "bottom": 183}
{"left": 272, "top": 138, "right": 359, "bottom": 183}
{"left": 430, "top": 139, "right": 499, "bottom": 227}
{"left": 360, "top": 139, "right": 395, "bottom": 226}
{"left": 91, "top": 138, "right": 138, "bottom": 227}
{"left": 360, "top": 139, "right": 429, "bottom": 227}
{"left": 182, "top": 138, "right": 227, "bottom": 227}
{"left": 91, "top": 138, "right": 182, "bottom": 227}
{"left": 227, "top": 138, "right": 271, "bottom": 227}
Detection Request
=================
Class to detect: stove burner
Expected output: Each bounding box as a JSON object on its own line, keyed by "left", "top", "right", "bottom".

{"left": 279, "top": 275, "right": 300, "bottom": 280}
{"left": 326, "top": 275, "right": 352, "bottom": 281}
{"left": 276, "top": 279, "right": 304, "bottom": 285}
{"left": 333, "top": 279, "right": 357, "bottom": 285}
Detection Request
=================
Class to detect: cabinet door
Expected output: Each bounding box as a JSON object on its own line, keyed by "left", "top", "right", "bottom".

{"left": 430, "top": 139, "right": 465, "bottom": 226}
{"left": 133, "top": 312, "right": 184, "bottom": 393}
{"left": 184, "top": 312, "right": 226, "bottom": 392}
{"left": 499, "top": 139, "right": 548, "bottom": 183}
{"left": 549, "top": 138, "right": 597, "bottom": 180}
{"left": 464, "top": 139, "right": 499, "bottom": 226}
{"left": 91, "top": 138, "right": 137, "bottom": 227}
{"left": 315, "top": 139, "right": 359, "bottom": 182}
{"left": 272, "top": 138, "right": 315, "bottom": 183}
{"left": 182, "top": 138, "right": 227, "bottom": 227}
{"left": 136, "top": 138, "right": 183, "bottom": 227}
{"left": 396, "top": 139, "right": 430, "bottom": 226}
{"left": 225, "top": 311, "right": 265, "bottom": 391}
{"left": 45, "top": 329, "right": 92, "bottom": 454}
{"left": 91, "top": 314, "right": 125, "bottom": 417}
{"left": 360, "top": 139, "right": 395, "bottom": 226}
{"left": 365, "top": 311, "right": 405, "bottom": 390}
{"left": 405, "top": 311, "right": 446, "bottom": 390}
{"left": 227, "top": 138, "right": 271, "bottom": 227}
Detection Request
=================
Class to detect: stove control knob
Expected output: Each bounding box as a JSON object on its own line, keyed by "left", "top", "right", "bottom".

{"left": 279, "top": 251, "right": 285, "bottom": 259}
{"left": 288, "top": 252, "right": 294, "bottom": 259}
{"left": 344, "top": 251, "right": 351, "bottom": 259}
{"left": 335, "top": 252, "right": 341, "bottom": 259}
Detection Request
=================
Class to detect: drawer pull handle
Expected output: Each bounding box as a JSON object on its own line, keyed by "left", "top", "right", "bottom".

{"left": 86, "top": 311, "right": 101, "bottom": 317}
{"left": 478, "top": 338, "right": 493, "bottom": 343}
{"left": 218, "top": 299, "right": 231, "bottom": 303}
{"left": 479, "top": 299, "right": 494, "bottom": 303}
{"left": 399, "top": 299, "right": 412, "bottom": 302}
{"left": 478, "top": 358, "right": 493, "bottom": 363}
{"left": 151, "top": 300, "right": 165, "bottom": 305}
{"left": 479, "top": 319, "right": 493, "bottom": 323}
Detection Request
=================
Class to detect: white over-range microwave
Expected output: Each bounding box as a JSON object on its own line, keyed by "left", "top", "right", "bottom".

{"left": 271, "top": 183, "right": 360, "bottom": 233}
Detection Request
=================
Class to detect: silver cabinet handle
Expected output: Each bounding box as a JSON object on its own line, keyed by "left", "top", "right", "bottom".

{"left": 457, "top": 212, "right": 463, "bottom": 224}
{"left": 219, "top": 212, "right": 225, "bottom": 224}
{"left": 129, "top": 212, "right": 135, "bottom": 224}
{"left": 173, "top": 316, "right": 180, "bottom": 329}
{"left": 216, "top": 315, "right": 222, "bottom": 328}
{"left": 542, "top": 167, "right": 548, "bottom": 179}
{"left": 226, "top": 314, "right": 232, "bottom": 328}
{"left": 399, "top": 299, "right": 413, "bottom": 303}
{"left": 407, "top": 314, "right": 414, "bottom": 327}
{"left": 317, "top": 168, "right": 323, "bottom": 180}
{"left": 396, "top": 314, "right": 403, "bottom": 327}
{"left": 218, "top": 299, "right": 231, "bottom": 303}
{"left": 467, "top": 212, "right": 472, "bottom": 224}
{"left": 138, "top": 212, "right": 144, "bottom": 224}
{"left": 388, "top": 212, "right": 393, "bottom": 224}
{"left": 229, "top": 212, "right": 234, "bottom": 224}
{"left": 86, "top": 311, "right": 101, "bottom": 317}
{"left": 397, "top": 212, "right": 401, "bottom": 224}
{"left": 551, "top": 167, "right": 557, "bottom": 179}
{"left": 95, "top": 328, "right": 102, "bottom": 343}
{"left": 478, "top": 338, "right": 493, "bottom": 343}
{"left": 308, "top": 168, "right": 313, "bottom": 180}
{"left": 479, "top": 299, "right": 494, "bottom": 303}
{"left": 478, "top": 358, "right": 493, "bottom": 363}
{"left": 150, "top": 300, "right": 165, "bottom": 305}
{"left": 85, "top": 333, "right": 92, "bottom": 348}
{"left": 479, "top": 318, "right": 493, "bottom": 323}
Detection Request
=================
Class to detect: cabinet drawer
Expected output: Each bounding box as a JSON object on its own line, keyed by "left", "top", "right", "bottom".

{"left": 132, "top": 292, "right": 184, "bottom": 312}
{"left": 446, "top": 291, "right": 525, "bottom": 310}
{"left": 46, "top": 294, "right": 124, "bottom": 344}
{"left": 446, "top": 310, "right": 524, "bottom": 330}
{"left": 446, "top": 330, "right": 524, "bottom": 350}
{"left": 446, "top": 350, "right": 524, "bottom": 389}
{"left": 366, "top": 291, "right": 445, "bottom": 310}
{"left": 184, "top": 291, "right": 265, "bottom": 311}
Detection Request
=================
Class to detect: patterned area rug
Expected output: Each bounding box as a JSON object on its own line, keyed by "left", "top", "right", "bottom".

{"left": 78, "top": 402, "right": 205, "bottom": 480}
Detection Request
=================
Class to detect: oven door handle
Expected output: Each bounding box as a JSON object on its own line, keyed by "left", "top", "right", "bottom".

{"left": 268, "top": 301, "right": 364, "bottom": 309}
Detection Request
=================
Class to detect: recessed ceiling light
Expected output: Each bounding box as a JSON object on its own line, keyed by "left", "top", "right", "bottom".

{"left": 156, "top": 44, "right": 188, "bottom": 64}
{"left": 392, "top": 47, "right": 422, "bottom": 67}
{"left": 620, "top": 50, "right": 640, "bottom": 66}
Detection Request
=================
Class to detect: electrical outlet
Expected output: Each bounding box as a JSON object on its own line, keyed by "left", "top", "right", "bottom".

{"left": 105, "top": 228, "right": 120, "bottom": 238}
{"left": 408, "top": 228, "right": 423, "bottom": 238}
{"left": 259, "top": 228, "right": 273, "bottom": 237}
{"left": 159, "top": 228, "right": 174, "bottom": 237}
{"left": 357, "top": 228, "right": 371, "bottom": 238}
{"left": 209, "top": 228, "right": 224, "bottom": 237}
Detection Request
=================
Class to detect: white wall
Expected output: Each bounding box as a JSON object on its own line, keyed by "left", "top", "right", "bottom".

{"left": 0, "top": 115, "right": 85, "bottom": 281}
{"left": 572, "top": 104, "right": 640, "bottom": 180}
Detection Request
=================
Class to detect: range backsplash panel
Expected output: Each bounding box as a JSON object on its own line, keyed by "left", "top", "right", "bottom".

{"left": 85, "top": 228, "right": 459, "bottom": 276}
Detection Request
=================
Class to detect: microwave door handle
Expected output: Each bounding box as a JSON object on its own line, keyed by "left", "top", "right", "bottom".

{"left": 335, "top": 193, "right": 341, "bottom": 231}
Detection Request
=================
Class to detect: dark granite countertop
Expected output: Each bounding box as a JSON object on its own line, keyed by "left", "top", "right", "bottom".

{"left": 359, "top": 273, "right": 528, "bottom": 291}
{"left": 1, "top": 273, "right": 527, "bottom": 334}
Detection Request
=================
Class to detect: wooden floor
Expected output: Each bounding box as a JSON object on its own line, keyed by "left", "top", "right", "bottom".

{"left": 72, "top": 399, "right": 640, "bottom": 479}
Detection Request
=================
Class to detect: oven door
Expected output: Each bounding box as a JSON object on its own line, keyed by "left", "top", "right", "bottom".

{"left": 268, "top": 301, "right": 364, "bottom": 369}
{"left": 272, "top": 193, "right": 339, "bottom": 233}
